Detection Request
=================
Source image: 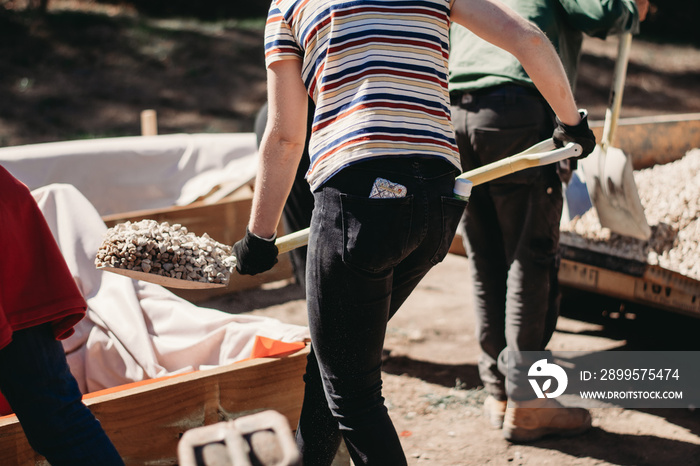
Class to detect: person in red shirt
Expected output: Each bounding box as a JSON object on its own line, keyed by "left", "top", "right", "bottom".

{"left": 0, "top": 165, "right": 123, "bottom": 465}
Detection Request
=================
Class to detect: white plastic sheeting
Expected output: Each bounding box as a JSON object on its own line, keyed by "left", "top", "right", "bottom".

{"left": 0, "top": 133, "right": 259, "bottom": 216}
{"left": 32, "top": 183, "right": 308, "bottom": 394}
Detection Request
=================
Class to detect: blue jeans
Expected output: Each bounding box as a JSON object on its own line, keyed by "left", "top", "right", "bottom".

{"left": 451, "top": 84, "right": 564, "bottom": 401}
{"left": 295, "top": 157, "right": 466, "bottom": 465}
{"left": 0, "top": 324, "right": 124, "bottom": 465}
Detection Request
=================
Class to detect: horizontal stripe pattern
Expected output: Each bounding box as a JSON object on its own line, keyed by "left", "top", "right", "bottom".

{"left": 265, "top": 0, "right": 460, "bottom": 190}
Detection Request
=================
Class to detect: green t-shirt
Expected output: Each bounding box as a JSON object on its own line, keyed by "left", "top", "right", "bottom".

{"left": 448, "top": 0, "right": 640, "bottom": 93}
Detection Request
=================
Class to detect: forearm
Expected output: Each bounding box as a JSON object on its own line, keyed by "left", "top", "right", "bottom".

{"left": 248, "top": 136, "right": 305, "bottom": 239}
{"left": 514, "top": 25, "right": 581, "bottom": 126}
{"left": 248, "top": 58, "right": 309, "bottom": 239}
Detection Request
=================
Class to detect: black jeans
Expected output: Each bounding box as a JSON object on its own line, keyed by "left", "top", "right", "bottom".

{"left": 451, "top": 84, "right": 564, "bottom": 401}
{"left": 296, "top": 157, "right": 466, "bottom": 465}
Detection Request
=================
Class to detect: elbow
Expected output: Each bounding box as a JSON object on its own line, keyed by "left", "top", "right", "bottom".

{"left": 277, "top": 138, "right": 306, "bottom": 161}
{"left": 262, "top": 113, "right": 308, "bottom": 162}
{"left": 521, "top": 21, "right": 547, "bottom": 52}
{"left": 262, "top": 132, "right": 307, "bottom": 164}
{"left": 509, "top": 20, "right": 550, "bottom": 60}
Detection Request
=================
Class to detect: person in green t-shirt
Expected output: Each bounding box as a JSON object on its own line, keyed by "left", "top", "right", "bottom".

{"left": 448, "top": 0, "right": 648, "bottom": 443}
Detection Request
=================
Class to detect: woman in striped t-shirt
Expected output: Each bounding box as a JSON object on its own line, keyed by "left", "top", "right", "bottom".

{"left": 233, "top": 0, "right": 595, "bottom": 464}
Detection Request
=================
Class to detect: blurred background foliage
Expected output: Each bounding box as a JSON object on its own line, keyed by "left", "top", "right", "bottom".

{"left": 1, "top": 0, "right": 698, "bottom": 44}
{"left": 0, "top": 0, "right": 697, "bottom": 147}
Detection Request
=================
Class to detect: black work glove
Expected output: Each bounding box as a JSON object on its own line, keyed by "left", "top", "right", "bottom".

{"left": 552, "top": 109, "right": 596, "bottom": 160}
{"left": 233, "top": 228, "right": 279, "bottom": 276}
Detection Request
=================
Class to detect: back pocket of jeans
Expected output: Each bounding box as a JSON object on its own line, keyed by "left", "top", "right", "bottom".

{"left": 340, "top": 193, "right": 413, "bottom": 273}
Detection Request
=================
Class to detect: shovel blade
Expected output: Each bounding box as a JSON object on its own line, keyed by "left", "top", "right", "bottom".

{"left": 580, "top": 145, "right": 652, "bottom": 240}
{"left": 563, "top": 169, "right": 593, "bottom": 221}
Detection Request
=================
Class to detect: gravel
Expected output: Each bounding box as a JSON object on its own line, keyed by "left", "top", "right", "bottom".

{"left": 95, "top": 219, "right": 236, "bottom": 284}
{"left": 561, "top": 149, "right": 700, "bottom": 280}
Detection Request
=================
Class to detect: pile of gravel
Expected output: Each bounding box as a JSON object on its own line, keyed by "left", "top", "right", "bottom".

{"left": 561, "top": 150, "right": 700, "bottom": 281}
{"left": 95, "top": 219, "right": 236, "bottom": 285}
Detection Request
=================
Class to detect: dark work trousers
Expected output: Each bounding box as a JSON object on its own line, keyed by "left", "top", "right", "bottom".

{"left": 296, "top": 157, "right": 466, "bottom": 466}
{"left": 450, "top": 84, "right": 565, "bottom": 401}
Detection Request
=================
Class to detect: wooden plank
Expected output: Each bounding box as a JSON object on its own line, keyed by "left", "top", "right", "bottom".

{"left": 0, "top": 346, "right": 309, "bottom": 466}
{"left": 644, "top": 264, "right": 700, "bottom": 297}
{"left": 632, "top": 277, "right": 700, "bottom": 317}
{"left": 451, "top": 234, "right": 700, "bottom": 317}
{"left": 590, "top": 113, "right": 700, "bottom": 169}
{"left": 559, "top": 260, "right": 700, "bottom": 318}
{"left": 559, "top": 243, "right": 646, "bottom": 277}
{"left": 558, "top": 259, "right": 638, "bottom": 301}
{"left": 449, "top": 234, "right": 466, "bottom": 256}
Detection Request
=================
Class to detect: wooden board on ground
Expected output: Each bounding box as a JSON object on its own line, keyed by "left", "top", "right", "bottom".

{"left": 0, "top": 346, "right": 309, "bottom": 465}
{"left": 557, "top": 244, "right": 700, "bottom": 318}
{"left": 101, "top": 186, "right": 294, "bottom": 302}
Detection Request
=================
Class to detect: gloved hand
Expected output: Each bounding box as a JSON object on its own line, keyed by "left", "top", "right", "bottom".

{"left": 552, "top": 109, "right": 596, "bottom": 160}
{"left": 233, "top": 228, "right": 279, "bottom": 276}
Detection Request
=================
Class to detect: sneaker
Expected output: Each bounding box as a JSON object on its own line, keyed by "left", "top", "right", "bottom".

{"left": 502, "top": 397, "right": 592, "bottom": 443}
{"left": 483, "top": 395, "right": 507, "bottom": 429}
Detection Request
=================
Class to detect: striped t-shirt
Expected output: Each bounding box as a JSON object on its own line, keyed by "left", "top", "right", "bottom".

{"left": 264, "top": 0, "right": 461, "bottom": 191}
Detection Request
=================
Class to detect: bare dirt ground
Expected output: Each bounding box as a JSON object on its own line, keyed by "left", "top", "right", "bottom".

{"left": 3, "top": 2, "right": 700, "bottom": 465}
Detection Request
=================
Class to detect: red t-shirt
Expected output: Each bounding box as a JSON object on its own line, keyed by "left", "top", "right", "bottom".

{"left": 0, "top": 165, "right": 87, "bottom": 350}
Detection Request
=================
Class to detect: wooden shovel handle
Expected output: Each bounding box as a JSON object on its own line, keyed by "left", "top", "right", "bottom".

{"left": 601, "top": 32, "right": 632, "bottom": 151}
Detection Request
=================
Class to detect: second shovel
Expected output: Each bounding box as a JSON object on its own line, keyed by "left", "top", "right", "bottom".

{"left": 579, "top": 32, "right": 651, "bottom": 240}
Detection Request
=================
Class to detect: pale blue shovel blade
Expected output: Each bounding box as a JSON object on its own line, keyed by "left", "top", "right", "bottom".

{"left": 564, "top": 169, "right": 593, "bottom": 220}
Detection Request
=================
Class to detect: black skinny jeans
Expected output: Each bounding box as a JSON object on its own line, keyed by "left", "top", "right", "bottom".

{"left": 295, "top": 157, "right": 466, "bottom": 465}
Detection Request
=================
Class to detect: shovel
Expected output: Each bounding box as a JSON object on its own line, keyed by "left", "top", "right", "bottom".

{"left": 98, "top": 139, "right": 581, "bottom": 289}
{"left": 578, "top": 32, "right": 651, "bottom": 240}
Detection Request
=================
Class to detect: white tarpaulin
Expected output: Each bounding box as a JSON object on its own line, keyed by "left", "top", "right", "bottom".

{"left": 32, "top": 183, "right": 308, "bottom": 394}
{"left": 0, "top": 133, "right": 259, "bottom": 216}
